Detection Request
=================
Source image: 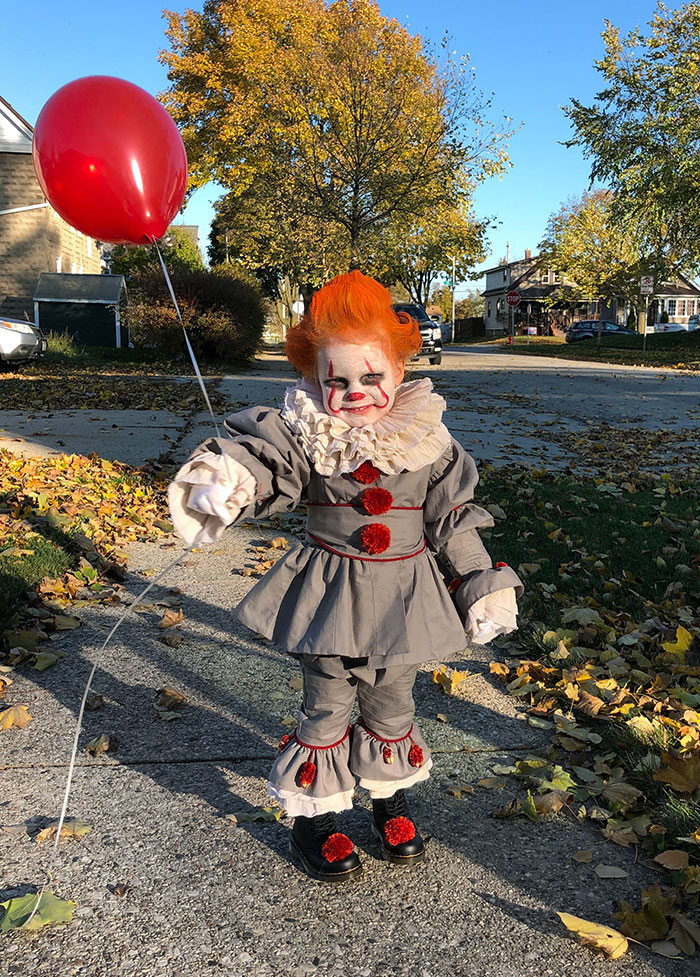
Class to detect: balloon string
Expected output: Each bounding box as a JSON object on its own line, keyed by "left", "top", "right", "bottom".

{"left": 18, "top": 242, "right": 233, "bottom": 931}
{"left": 152, "top": 240, "right": 222, "bottom": 438}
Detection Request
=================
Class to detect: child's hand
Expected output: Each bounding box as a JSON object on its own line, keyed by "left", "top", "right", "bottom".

{"left": 188, "top": 481, "right": 237, "bottom": 521}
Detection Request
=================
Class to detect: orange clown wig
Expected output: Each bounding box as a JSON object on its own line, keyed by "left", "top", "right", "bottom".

{"left": 285, "top": 270, "right": 422, "bottom": 377}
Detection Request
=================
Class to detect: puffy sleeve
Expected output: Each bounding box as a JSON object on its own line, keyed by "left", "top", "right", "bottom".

{"left": 168, "top": 406, "right": 311, "bottom": 544}
{"left": 424, "top": 439, "right": 524, "bottom": 640}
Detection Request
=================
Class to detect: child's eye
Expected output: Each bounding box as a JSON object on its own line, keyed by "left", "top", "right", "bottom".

{"left": 362, "top": 373, "right": 384, "bottom": 384}
{"left": 324, "top": 378, "right": 347, "bottom": 388}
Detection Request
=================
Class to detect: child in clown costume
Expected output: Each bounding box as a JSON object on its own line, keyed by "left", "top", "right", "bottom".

{"left": 168, "top": 271, "right": 523, "bottom": 882}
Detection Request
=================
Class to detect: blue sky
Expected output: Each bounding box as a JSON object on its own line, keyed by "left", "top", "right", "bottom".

{"left": 3, "top": 0, "right": 659, "bottom": 294}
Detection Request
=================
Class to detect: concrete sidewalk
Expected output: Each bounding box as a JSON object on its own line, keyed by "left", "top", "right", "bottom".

{"left": 0, "top": 525, "right": 683, "bottom": 977}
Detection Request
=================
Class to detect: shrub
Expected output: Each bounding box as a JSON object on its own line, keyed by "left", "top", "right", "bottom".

{"left": 627, "top": 311, "right": 637, "bottom": 329}
{"left": 660, "top": 310, "right": 670, "bottom": 323}
{"left": 128, "top": 267, "right": 265, "bottom": 363}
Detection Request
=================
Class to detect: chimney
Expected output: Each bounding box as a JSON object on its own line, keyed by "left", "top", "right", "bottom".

{"left": 525, "top": 249, "right": 532, "bottom": 260}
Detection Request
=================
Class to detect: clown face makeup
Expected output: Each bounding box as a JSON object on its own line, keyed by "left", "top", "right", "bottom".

{"left": 316, "top": 340, "right": 404, "bottom": 427}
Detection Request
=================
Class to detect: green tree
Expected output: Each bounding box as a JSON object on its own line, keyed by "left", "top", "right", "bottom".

{"left": 539, "top": 190, "right": 656, "bottom": 342}
{"left": 564, "top": 3, "right": 700, "bottom": 275}
{"left": 378, "top": 200, "right": 487, "bottom": 306}
{"left": 161, "top": 0, "right": 512, "bottom": 270}
{"left": 110, "top": 226, "right": 204, "bottom": 285}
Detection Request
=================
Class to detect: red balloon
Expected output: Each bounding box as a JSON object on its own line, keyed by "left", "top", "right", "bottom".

{"left": 32, "top": 76, "right": 188, "bottom": 245}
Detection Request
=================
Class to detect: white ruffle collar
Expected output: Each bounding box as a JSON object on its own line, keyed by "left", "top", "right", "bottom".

{"left": 281, "top": 376, "right": 451, "bottom": 476}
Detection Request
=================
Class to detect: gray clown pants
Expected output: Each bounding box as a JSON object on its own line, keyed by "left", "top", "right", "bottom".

{"left": 268, "top": 655, "right": 433, "bottom": 818}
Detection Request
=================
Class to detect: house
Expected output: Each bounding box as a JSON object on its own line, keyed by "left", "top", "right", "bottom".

{"left": 0, "top": 94, "right": 101, "bottom": 321}
{"left": 482, "top": 249, "right": 700, "bottom": 334}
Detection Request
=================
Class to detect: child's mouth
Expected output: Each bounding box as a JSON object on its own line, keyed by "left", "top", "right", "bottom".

{"left": 342, "top": 404, "right": 373, "bottom": 413}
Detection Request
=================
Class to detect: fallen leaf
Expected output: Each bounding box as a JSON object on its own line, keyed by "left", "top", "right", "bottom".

{"left": 158, "top": 606, "right": 183, "bottom": 630}
{"left": 653, "top": 753, "right": 700, "bottom": 794}
{"left": 436, "top": 713, "right": 448, "bottom": 723}
{"left": 52, "top": 614, "right": 81, "bottom": 631}
{"left": 447, "top": 784, "right": 474, "bottom": 799}
{"left": 556, "top": 912, "right": 628, "bottom": 958}
{"left": 289, "top": 675, "right": 303, "bottom": 692}
{"left": 36, "top": 818, "right": 92, "bottom": 844}
{"left": 654, "top": 850, "right": 690, "bottom": 871}
{"left": 85, "top": 694, "right": 104, "bottom": 711}
{"left": 0, "top": 890, "right": 75, "bottom": 932}
{"left": 0, "top": 704, "right": 33, "bottom": 730}
{"left": 572, "top": 850, "right": 593, "bottom": 864}
{"left": 594, "top": 864, "right": 629, "bottom": 879}
{"left": 477, "top": 777, "right": 507, "bottom": 790}
{"left": 84, "top": 732, "right": 117, "bottom": 757}
{"left": 226, "top": 806, "right": 284, "bottom": 824}
{"left": 279, "top": 715, "right": 297, "bottom": 727}
{"left": 432, "top": 666, "right": 469, "bottom": 695}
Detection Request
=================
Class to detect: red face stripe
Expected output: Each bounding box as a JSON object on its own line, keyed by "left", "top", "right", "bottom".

{"left": 364, "top": 357, "right": 389, "bottom": 407}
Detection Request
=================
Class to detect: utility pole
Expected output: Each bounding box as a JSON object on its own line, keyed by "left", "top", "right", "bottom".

{"left": 450, "top": 254, "right": 456, "bottom": 344}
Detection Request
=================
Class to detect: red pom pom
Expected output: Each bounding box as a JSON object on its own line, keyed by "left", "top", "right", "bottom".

{"left": 360, "top": 522, "right": 391, "bottom": 554}
{"left": 278, "top": 733, "right": 292, "bottom": 752}
{"left": 295, "top": 760, "right": 317, "bottom": 788}
{"left": 383, "top": 745, "right": 394, "bottom": 764}
{"left": 351, "top": 461, "right": 381, "bottom": 484}
{"left": 408, "top": 744, "right": 423, "bottom": 767}
{"left": 384, "top": 816, "right": 416, "bottom": 846}
{"left": 321, "top": 832, "right": 354, "bottom": 863}
{"left": 361, "top": 487, "right": 393, "bottom": 515}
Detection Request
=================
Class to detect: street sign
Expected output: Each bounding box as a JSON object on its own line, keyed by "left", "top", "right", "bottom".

{"left": 640, "top": 275, "right": 654, "bottom": 295}
{"left": 505, "top": 290, "right": 521, "bottom": 308}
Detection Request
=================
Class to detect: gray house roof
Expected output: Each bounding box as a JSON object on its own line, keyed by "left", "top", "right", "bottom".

{"left": 34, "top": 273, "right": 126, "bottom": 304}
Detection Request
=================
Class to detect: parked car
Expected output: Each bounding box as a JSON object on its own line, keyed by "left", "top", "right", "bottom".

{"left": 0, "top": 317, "right": 47, "bottom": 365}
{"left": 392, "top": 302, "right": 442, "bottom": 364}
{"left": 565, "top": 320, "right": 637, "bottom": 343}
{"left": 653, "top": 317, "right": 698, "bottom": 333}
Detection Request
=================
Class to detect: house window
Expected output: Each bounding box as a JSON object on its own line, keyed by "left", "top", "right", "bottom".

{"left": 502, "top": 268, "right": 507, "bottom": 281}
{"left": 56, "top": 256, "right": 62, "bottom": 272}
{"left": 553, "top": 270, "right": 561, "bottom": 283}
{"left": 539, "top": 269, "right": 549, "bottom": 284}
{"left": 678, "top": 300, "right": 686, "bottom": 316}
{"left": 667, "top": 299, "right": 677, "bottom": 316}
{"left": 487, "top": 302, "right": 491, "bottom": 318}
{"left": 87, "top": 238, "right": 92, "bottom": 257}
{"left": 71, "top": 262, "right": 77, "bottom": 274}
{"left": 79, "top": 265, "right": 84, "bottom": 274}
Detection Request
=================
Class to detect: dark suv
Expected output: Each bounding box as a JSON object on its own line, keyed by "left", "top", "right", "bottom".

{"left": 392, "top": 302, "right": 443, "bottom": 365}
{"left": 565, "top": 320, "right": 637, "bottom": 343}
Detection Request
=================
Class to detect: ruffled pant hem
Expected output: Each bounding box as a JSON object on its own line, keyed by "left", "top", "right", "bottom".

{"left": 268, "top": 784, "right": 355, "bottom": 818}
{"left": 357, "top": 759, "right": 433, "bottom": 798}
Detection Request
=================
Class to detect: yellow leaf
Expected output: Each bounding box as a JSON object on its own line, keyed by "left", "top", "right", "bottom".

{"left": 53, "top": 614, "right": 81, "bottom": 631}
{"left": 0, "top": 890, "right": 75, "bottom": 932}
{"left": 477, "top": 777, "right": 507, "bottom": 790}
{"left": 653, "top": 752, "right": 700, "bottom": 794}
{"left": 36, "top": 818, "right": 92, "bottom": 844}
{"left": 572, "top": 850, "right": 593, "bottom": 863}
{"left": 0, "top": 704, "right": 33, "bottom": 730}
{"left": 660, "top": 626, "right": 694, "bottom": 663}
{"left": 432, "top": 666, "right": 469, "bottom": 695}
{"left": 556, "top": 912, "right": 628, "bottom": 958}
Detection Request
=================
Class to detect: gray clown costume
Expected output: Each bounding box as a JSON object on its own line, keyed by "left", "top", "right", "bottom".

{"left": 169, "top": 376, "right": 523, "bottom": 818}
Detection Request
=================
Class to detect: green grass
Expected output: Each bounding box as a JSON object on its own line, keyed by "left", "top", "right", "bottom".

{"left": 18, "top": 330, "right": 256, "bottom": 376}
{"left": 0, "top": 526, "right": 76, "bottom": 633}
{"left": 489, "top": 330, "right": 700, "bottom": 369}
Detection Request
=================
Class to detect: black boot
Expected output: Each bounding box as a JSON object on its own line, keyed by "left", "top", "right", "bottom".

{"left": 290, "top": 812, "right": 362, "bottom": 883}
{"left": 371, "top": 789, "right": 425, "bottom": 865}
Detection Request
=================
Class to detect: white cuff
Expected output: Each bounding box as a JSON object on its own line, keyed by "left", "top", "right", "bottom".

{"left": 267, "top": 785, "right": 355, "bottom": 818}
{"left": 466, "top": 587, "right": 518, "bottom": 645}
{"left": 359, "top": 758, "right": 433, "bottom": 798}
{"left": 168, "top": 450, "right": 257, "bottom": 546}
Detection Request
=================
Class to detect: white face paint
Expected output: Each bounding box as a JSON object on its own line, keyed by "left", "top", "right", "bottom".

{"left": 316, "top": 340, "right": 404, "bottom": 427}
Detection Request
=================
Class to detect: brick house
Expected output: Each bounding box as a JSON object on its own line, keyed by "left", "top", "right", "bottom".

{"left": 0, "top": 94, "right": 101, "bottom": 321}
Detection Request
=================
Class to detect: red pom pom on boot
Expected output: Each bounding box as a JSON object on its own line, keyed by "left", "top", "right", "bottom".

{"left": 290, "top": 813, "right": 362, "bottom": 883}
{"left": 371, "top": 789, "right": 425, "bottom": 866}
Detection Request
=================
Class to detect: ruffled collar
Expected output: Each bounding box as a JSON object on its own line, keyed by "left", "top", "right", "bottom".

{"left": 281, "top": 377, "right": 451, "bottom": 476}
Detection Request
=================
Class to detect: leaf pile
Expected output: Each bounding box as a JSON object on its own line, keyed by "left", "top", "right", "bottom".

{"left": 477, "top": 465, "right": 700, "bottom": 957}
{"left": 0, "top": 375, "right": 230, "bottom": 412}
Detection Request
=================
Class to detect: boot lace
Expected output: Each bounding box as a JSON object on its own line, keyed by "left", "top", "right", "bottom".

{"left": 385, "top": 789, "right": 408, "bottom": 819}
{"left": 311, "top": 812, "right": 337, "bottom": 838}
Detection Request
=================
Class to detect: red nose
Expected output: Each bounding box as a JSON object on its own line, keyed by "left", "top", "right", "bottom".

{"left": 346, "top": 392, "right": 366, "bottom": 402}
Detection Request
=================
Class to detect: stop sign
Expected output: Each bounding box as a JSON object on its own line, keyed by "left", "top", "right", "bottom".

{"left": 506, "top": 290, "right": 521, "bottom": 308}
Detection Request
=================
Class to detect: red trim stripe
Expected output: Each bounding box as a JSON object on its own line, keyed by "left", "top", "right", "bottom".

{"left": 307, "top": 532, "right": 427, "bottom": 563}
{"left": 308, "top": 502, "right": 424, "bottom": 510}
{"left": 357, "top": 720, "right": 414, "bottom": 744}
{"left": 293, "top": 726, "right": 351, "bottom": 751}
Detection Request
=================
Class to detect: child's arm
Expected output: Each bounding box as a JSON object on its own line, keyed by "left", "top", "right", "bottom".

{"left": 424, "top": 439, "right": 523, "bottom": 643}
{"left": 168, "top": 406, "right": 311, "bottom": 546}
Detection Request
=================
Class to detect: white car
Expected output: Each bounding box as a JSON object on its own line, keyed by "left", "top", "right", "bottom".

{"left": 0, "top": 317, "right": 47, "bottom": 365}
